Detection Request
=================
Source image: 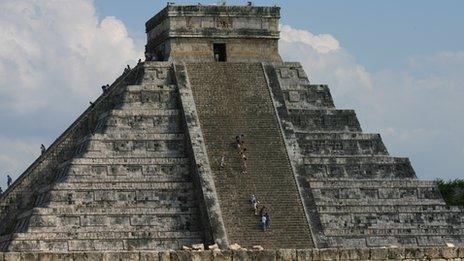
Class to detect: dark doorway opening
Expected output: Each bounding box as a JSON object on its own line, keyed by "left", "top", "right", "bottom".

{"left": 213, "top": 43, "right": 227, "bottom": 62}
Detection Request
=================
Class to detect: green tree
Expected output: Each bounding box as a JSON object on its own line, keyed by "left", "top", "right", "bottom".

{"left": 436, "top": 179, "right": 464, "bottom": 206}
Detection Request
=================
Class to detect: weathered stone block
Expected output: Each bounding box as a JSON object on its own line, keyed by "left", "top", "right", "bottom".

{"left": 404, "top": 247, "right": 425, "bottom": 259}
{"left": 191, "top": 251, "right": 213, "bottom": 261}
{"left": 103, "top": 252, "right": 139, "bottom": 261}
{"left": 296, "top": 249, "right": 312, "bottom": 260}
{"left": 3, "top": 252, "right": 20, "bottom": 261}
{"left": 40, "top": 241, "right": 69, "bottom": 252}
{"left": 212, "top": 250, "right": 232, "bottom": 261}
{"left": 19, "top": 253, "right": 38, "bottom": 261}
{"left": 441, "top": 247, "right": 457, "bottom": 259}
{"left": 288, "top": 91, "right": 300, "bottom": 102}
{"left": 339, "top": 249, "right": 370, "bottom": 260}
{"left": 280, "top": 69, "right": 291, "bottom": 79}
{"left": 69, "top": 240, "right": 96, "bottom": 251}
{"left": 73, "top": 252, "right": 104, "bottom": 261}
{"left": 95, "top": 240, "right": 124, "bottom": 251}
{"left": 126, "top": 238, "right": 166, "bottom": 250}
{"left": 385, "top": 248, "right": 403, "bottom": 259}
{"left": 28, "top": 215, "right": 57, "bottom": 227}
{"left": 458, "top": 247, "right": 464, "bottom": 258}
{"left": 425, "top": 247, "right": 442, "bottom": 259}
{"left": 369, "top": 248, "right": 389, "bottom": 260}
{"left": 38, "top": 253, "right": 73, "bottom": 261}
{"left": 159, "top": 251, "right": 171, "bottom": 261}
{"left": 171, "top": 250, "right": 192, "bottom": 261}
{"left": 9, "top": 241, "right": 40, "bottom": 252}
{"left": 276, "top": 249, "right": 296, "bottom": 261}
{"left": 253, "top": 250, "right": 276, "bottom": 261}
{"left": 232, "top": 250, "right": 250, "bottom": 261}
{"left": 318, "top": 249, "right": 339, "bottom": 260}
{"left": 140, "top": 252, "right": 160, "bottom": 261}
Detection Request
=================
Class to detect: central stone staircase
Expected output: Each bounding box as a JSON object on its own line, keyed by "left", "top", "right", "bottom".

{"left": 186, "top": 62, "right": 314, "bottom": 249}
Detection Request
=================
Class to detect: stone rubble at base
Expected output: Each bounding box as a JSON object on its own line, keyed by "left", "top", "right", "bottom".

{"left": 0, "top": 247, "right": 464, "bottom": 261}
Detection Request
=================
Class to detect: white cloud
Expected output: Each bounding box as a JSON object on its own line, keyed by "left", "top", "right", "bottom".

{"left": 0, "top": 0, "right": 143, "bottom": 114}
{"left": 279, "top": 27, "right": 373, "bottom": 108}
{"left": 0, "top": 0, "right": 144, "bottom": 188}
{"left": 280, "top": 24, "right": 341, "bottom": 54}
{"left": 279, "top": 24, "right": 464, "bottom": 181}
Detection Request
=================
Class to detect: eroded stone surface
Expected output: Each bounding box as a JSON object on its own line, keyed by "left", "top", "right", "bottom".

{"left": 263, "top": 62, "right": 464, "bottom": 248}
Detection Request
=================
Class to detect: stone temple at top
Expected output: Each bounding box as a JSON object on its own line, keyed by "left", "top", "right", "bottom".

{"left": 0, "top": 3, "right": 463, "bottom": 254}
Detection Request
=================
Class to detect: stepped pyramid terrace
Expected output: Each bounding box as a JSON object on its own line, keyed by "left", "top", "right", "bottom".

{"left": 0, "top": 3, "right": 463, "bottom": 259}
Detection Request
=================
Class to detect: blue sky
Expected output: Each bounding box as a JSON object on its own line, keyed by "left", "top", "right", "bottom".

{"left": 0, "top": 0, "right": 463, "bottom": 190}
{"left": 94, "top": 0, "right": 464, "bottom": 70}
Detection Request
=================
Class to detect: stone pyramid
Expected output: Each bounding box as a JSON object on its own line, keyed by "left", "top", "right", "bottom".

{"left": 0, "top": 4, "right": 463, "bottom": 253}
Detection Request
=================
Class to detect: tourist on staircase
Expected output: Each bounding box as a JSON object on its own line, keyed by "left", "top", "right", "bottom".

{"left": 0, "top": 186, "right": 3, "bottom": 195}
{"left": 264, "top": 212, "right": 270, "bottom": 229}
{"left": 40, "top": 144, "right": 46, "bottom": 155}
{"left": 236, "top": 134, "right": 248, "bottom": 174}
{"left": 6, "top": 174, "right": 12, "bottom": 187}
{"left": 220, "top": 154, "right": 226, "bottom": 169}
{"left": 101, "top": 84, "right": 109, "bottom": 93}
{"left": 250, "top": 195, "right": 259, "bottom": 215}
{"left": 236, "top": 134, "right": 245, "bottom": 150}
{"left": 240, "top": 150, "right": 248, "bottom": 174}
{"left": 261, "top": 214, "right": 267, "bottom": 231}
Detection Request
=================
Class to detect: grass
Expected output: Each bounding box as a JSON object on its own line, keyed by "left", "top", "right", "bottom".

{"left": 436, "top": 179, "right": 464, "bottom": 206}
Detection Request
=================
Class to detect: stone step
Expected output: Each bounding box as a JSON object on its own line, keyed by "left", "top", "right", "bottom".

{"left": 324, "top": 227, "right": 464, "bottom": 237}
{"left": 288, "top": 108, "right": 362, "bottom": 132}
{"left": 313, "top": 198, "right": 445, "bottom": 206}
{"left": 273, "top": 63, "right": 310, "bottom": 84}
{"left": 31, "top": 206, "right": 199, "bottom": 216}
{"left": 317, "top": 204, "right": 463, "bottom": 214}
{"left": 91, "top": 133, "right": 185, "bottom": 141}
{"left": 326, "top": 235, "right": 462, "bottom": 248}
{"left": 303, "top": 156, "right": 415, "bottom": 179}
{"left": 279, "top": 85, "right": 335, "bottom": 110}
{"left": 7, "top": 237, "right": 202, "bottom": 252}
{"left": 104, "top": 109, "right": 180, "bottom": 117}
{"left": 66, "top": 163, "right": 190, "bottom": 177}
{"left": 25, "top": 214, "right": 200, "bottom": 231}
{"left": 52, "top": 180, "right": 193, "bottom": 189}
{"left": 295, "top": 132, "right": 388, "bottom": 156}
{"left": 117, "top": 103, "right": 180, "bottom": 110}
{"left": 320, "top": 212, "right": 464, "bottom": 232}
{"left": 81, "top": 151, "right": 186, "bottom": 159}
{"left": 97, "top": 114, "right": 183, "bottom": 133}
{"left": 126, "top": 84, "right": 177, "bottom": 92}
{"left": 10, "top": 231, "right": 203, "bottom": 241}
{"left": 94, "top": 127, "right": 185, "bottom": 135}
{"left": 114, "top": 82, "right": 177, "bottom": 96}
{"left": 69, "top": 157, "right": 189, "bottom": 165}
{"left": 44, "top": 198, "right": 197, "bottom": 209}
{"left": 95, "top": 109, "right": 182, "bottom": 132}
{"left": 64, "top": 175, "right": 192, "bottom": 183}
{"left": 308, "top": 179, "right": 437, "bottom": 188}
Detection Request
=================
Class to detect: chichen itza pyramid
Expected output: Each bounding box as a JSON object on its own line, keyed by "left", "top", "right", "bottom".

{"left": 0, "top": 3, "right": 463, "bottom": 259}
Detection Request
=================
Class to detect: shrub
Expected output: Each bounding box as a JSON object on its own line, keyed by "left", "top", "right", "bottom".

{"left": 436, "top": 179, "right": 464, "bottom": 206}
